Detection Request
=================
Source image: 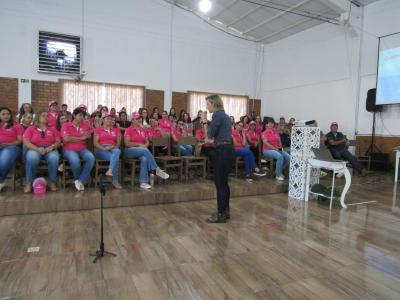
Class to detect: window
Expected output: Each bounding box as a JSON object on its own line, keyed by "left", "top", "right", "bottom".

{"left": 38, "top": 31, "right": 81, "bottom": 75}
{"left": 60, "top": 80, "right": 144, "bottom": 114}
{"left": 188, "top": 91, "right": 248, "bottom": 121}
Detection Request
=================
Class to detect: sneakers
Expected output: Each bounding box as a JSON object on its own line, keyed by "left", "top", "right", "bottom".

{"left": 0, "top": 182, "right": 5, "bottom": 192}
{"left": 58, "top": 163, "right": 64, "bottom": 172}
{"left": 245, "top": 176, "right": 253, "bottom": 183}
{"left": 74, "top": 180, "right": 85, "bottom": 191}
{"left": 206, "top": 212, "right": 227, "bottom": 223}
{"left": 112, "top": 182, "right": 123, "bottom": 189}
{"left": 276, "top": 175, "right": 285, "bottom": 181}
{"left": 156, "top": 168, "right": 169, "bottom": 179}
{"left": 140, "top": 182, "right": 152, "bottom": 190}
{"left": 253, "top": 168, "right": 267, "bottom": 177}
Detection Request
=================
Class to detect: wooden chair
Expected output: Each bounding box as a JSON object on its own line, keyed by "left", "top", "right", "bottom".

{"left": 61, "top": 158, "right": 92, "bottom": 190}
{"left": 9, "top": 161, "right": 23, "bottom": 191}
{"left": 349, "top": 140, "right": 371, "bottom": 170}
{"left": 122, "top": 157, "right": 141, "bottom": 187}
{"left": 177, "top": 137, "right": 207, "bottom": 182}
{"left": 152, "top": 137, "right": 182, "bottom": 181}
{"left": 94, "top": 159, "right": 122, "bottom": 186}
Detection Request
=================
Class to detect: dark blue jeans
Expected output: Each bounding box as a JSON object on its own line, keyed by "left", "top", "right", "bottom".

{"left": 0, "top": 146, "right": 21, "bottom": 183}
{"left": 214, "top": 145, "right": 235, "bottom": 214}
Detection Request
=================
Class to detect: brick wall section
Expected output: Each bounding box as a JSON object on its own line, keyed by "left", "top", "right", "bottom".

{"left": 145, "top": 89, "right": 164, "bottom": 113}
{"left": 172, "top": 92, "right": 187, "bottom": 117}
{"left": 248, "top": 99, "right": 261, "bottom": 117}
{"left": 31, "top": 80, "right": 59, "bottom": 113}
{"left": 0, "top": 77, "right": 18, "bottom": 114}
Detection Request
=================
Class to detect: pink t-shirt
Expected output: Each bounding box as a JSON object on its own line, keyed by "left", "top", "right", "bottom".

{"left": 159, "top": 119, "right": 173, "bottom": 133}
{"left": 232, "top": 130, "right": 244, "bottom": 150}
{"left": 60, "top": 121, "right": 93, "bottom": 152}
{"left": 47, "top": 112, "right": 59, "bottom": 128}
{"left": 246, "top": 130, "right": 259, "bottom": 145}
{"left": 125, "top": 126, "right": 147, "bottom": 145}
{"left": 23, "top": 126, "right": 60, "bottom": 147}
{"left": 146, "top": 127, "right": 162, "bottom": 139}
{"left": 195, "top": 129, "right": 214, "bottom": 147}
{"left": 171, "top": 129, "right": 181, "bottom": 144}
{"left": 0, "top": 123, "right": 23, "bottom": 143}
{"left": 262, "top": 128, "right": 280, "bottom": 151}
{"left": 94, "top": 127, "right": 121, "bottom": 146}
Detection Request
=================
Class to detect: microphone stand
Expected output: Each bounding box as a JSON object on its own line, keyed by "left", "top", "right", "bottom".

{"left": 90, "top": 174, "right": 117, "bottom": 263}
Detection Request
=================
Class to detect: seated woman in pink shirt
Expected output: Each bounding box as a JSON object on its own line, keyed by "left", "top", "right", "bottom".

{"left": 171, "top": 121, "right": 192, "bottom": 156}
{"left": 261, "top": 119, "right": 290, "bottom": 181}
{"left": 93, "top": 112, "right": 122, "bottom": 189}
{"left": 47, "top": 100, "right": 60, "bottom": 129}
{"left": 159, "top": 110, "right": 173, "bottom": 134}
{"left": 246, "top": 121, "right": 260, "bottom": 162}
{"left": 0, "top": 107, "right": 23, "bottom": 192}
{"left": 60, "top": 108, "right": 95, "bottom": 191}
{"left": 23, "top": 111, "right": 61, "bottom": 193}
{"left": 233, "top": 122, "right": 265, "bottom": 181}
{"left": 124, "top": 112, "right": 169, "bottom": 190}
{"left": 195, "top": 121, "right": 215, "bottom": 158}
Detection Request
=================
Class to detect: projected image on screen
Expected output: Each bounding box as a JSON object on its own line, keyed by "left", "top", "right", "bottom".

{"left": 376, "top": 33, "right": 400, "bottom": 105}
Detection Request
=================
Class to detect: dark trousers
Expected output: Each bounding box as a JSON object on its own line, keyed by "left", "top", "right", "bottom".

{"left": 249, "top": 145, "right": 259, "bottom": 164}
{"left": 213, "top": 145, "right": 235, "bottom": 214}
{"left": 330, "top": 149, "right": 364, "bottom": 173}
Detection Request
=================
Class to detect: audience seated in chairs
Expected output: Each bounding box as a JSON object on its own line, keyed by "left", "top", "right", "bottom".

{"left": 171, "top": 121, "right": 193, "bottom": 156}
{"left": 0, "top": 107, "right": 23, "bottom": 192}
{"left": 60, "top": 108, "right": 95, "bottom": 191}
{"left": 159, "top": 110, "right": 173, "bottom": 134}
{"left": 262, "top": 118, "right": 290, "bottom": 181}
{"left": 23, "top": 111, "right": 61, "bottom": 192}
{"left": 124, "top": 112, "right": 169, "bottom": 190}
{"left": 233, "top": 121, "right": 266, "bottom": 181}
{"left": 326, "top": 122, "right": 369, "bottom": 176}
{"left": 195, "top": 121, "right": 215, "bottom": 159}
{"left": 93, "top": 112, "right": 122, "bottom": 189}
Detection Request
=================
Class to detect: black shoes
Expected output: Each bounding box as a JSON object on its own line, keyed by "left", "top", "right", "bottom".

{"left": 206, "top": 212, "right": 228, "bottom": 223}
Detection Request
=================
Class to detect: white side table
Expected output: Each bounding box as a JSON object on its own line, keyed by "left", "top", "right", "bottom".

{"left": 305, "top": 158, "right": 351, "bottom": 209}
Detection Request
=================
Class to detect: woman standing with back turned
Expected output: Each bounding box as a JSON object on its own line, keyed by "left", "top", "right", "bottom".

{"left": 205, "top": 95, "right": 234, "bottom": 223}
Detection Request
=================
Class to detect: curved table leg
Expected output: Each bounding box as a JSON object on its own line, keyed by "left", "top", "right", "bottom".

{"left": 340, "top": 167, "right": 352, "bottom": 208}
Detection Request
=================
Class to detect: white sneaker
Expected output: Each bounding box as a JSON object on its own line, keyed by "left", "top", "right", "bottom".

{"left": 58, "top": 163, "right": 64, "bottom": 172}
{"left": 156, "top": 168, "right": 169, "bottom": 179}
{"left": 276, "top": 175, "right": 285, "bottom": 181}
{"left": 140, "top": 182, "right": 152, "bottom": 190}
{"left": 253, "top": 169, "right": 267, "bottom": 176}
{"left": 245, "top": 176, "right": 253, "bottom": 183}
{"left": 0, "top": 182, "right": 5, "bottom": 192}
{"left": 74, "top": 180, "right": 84, "bottom": 191}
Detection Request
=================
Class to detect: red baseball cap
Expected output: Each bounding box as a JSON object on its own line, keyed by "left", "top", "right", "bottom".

{"left": 102, "top": 112, "right": 112, "bottom": 119}
{"left": 78, "top": 104, "right": 87, "bottom": 110}
{"left": 249, "top": 121, "right": 256, "bottom": 125}
{"left": 132, "top": 112, "right": 140, "bottom": 120}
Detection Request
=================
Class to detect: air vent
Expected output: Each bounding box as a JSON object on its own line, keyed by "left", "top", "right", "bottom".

{"left": 38, "top": 31, "right": 81, "bottom": 75}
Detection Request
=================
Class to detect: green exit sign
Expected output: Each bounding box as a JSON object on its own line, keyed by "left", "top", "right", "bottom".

{"left": 20, "top": 79, "right": 30, "bottom": 83}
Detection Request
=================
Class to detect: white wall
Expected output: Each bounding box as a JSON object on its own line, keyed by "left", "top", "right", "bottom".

{"left": 260, "top": 0, "right": 400, "bottom": 137}
{"left": 0, "top": 0, "right": 257, "bottom": 109}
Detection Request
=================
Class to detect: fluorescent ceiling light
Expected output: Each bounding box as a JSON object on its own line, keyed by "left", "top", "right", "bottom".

{"left": 199, "top": 0, "right": 212, "bottom": 13}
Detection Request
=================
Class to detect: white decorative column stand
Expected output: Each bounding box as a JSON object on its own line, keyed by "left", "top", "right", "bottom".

{"left": 289, "top": 126, "right": 320, "bottom": 200}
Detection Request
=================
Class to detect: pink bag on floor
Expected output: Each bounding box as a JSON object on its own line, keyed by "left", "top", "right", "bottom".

{"left": 33, "top": 177, "right": 47, "bottom": 196}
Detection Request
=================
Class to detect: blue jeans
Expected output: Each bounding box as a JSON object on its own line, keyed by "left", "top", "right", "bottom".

{"left": 63, "top": 149, "right": 95, "bottom": 182}
{"left": 235, "top": 148, "right": 257, "bottom": 176}
{"left": 173, "top": 144, "right": 193, "bottom": 156}
{"left": 95, "top": 148, "right": 121, "bottom": 182}
{"left": 0, "top": 146, "right": 22, "bottom": 183}
{"left": 124, "top": 147, "right": 158, "bottom": 183}
{"left": 263, "top": 150, "right": 290, "bottom": 177}
{"left": 25, "top": 149, "right": 60, "bottom": 183}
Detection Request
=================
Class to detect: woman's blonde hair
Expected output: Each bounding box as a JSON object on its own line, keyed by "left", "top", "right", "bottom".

{"left": 206, "top": 94, "right": 224, "bottom": 112}
{"left": 33, "top": 111, "right": 48, "bottom": 127}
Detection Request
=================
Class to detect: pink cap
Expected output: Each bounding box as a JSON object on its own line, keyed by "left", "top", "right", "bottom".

{"left": 48, "top": 100, "right": 58, "bottom": 107}
{"left": 132, "top": 112, "right": 140, "bottom": 120}
{"left": 102, "top": 112, "right": 112, "bottom": 119}
{"left": 331, "top": 122, "right": 338, "bottom": 127}
{"left": 78, "top": 104, "right": 87, "bottom": 109}
{"left": 33, "top": 177, "right": 47, "bottom": 196}
{"left": 249, "top": 121, "right": 256, "bottom": 125}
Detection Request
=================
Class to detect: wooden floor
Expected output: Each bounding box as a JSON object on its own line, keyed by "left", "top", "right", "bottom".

{"left": 0, "top": 174, "right": 399, "bottom": 299}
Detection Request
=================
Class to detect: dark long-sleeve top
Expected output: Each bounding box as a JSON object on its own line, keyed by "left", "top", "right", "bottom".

{"left": 207, "top": 110, "right": 232, "bottom": 145}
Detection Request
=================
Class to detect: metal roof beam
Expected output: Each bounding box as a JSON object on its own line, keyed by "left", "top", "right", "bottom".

{"left": 242, "top": 0, "right": 313, "bottom": 34}
{"left": 320, "top": 0, "right": 350, "bottom": 13}
{"left": 225, "top": 0, "right": 277, "bottom": 27}
{"left": 210, "top": 0, "right": 240, "bottom": 19}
